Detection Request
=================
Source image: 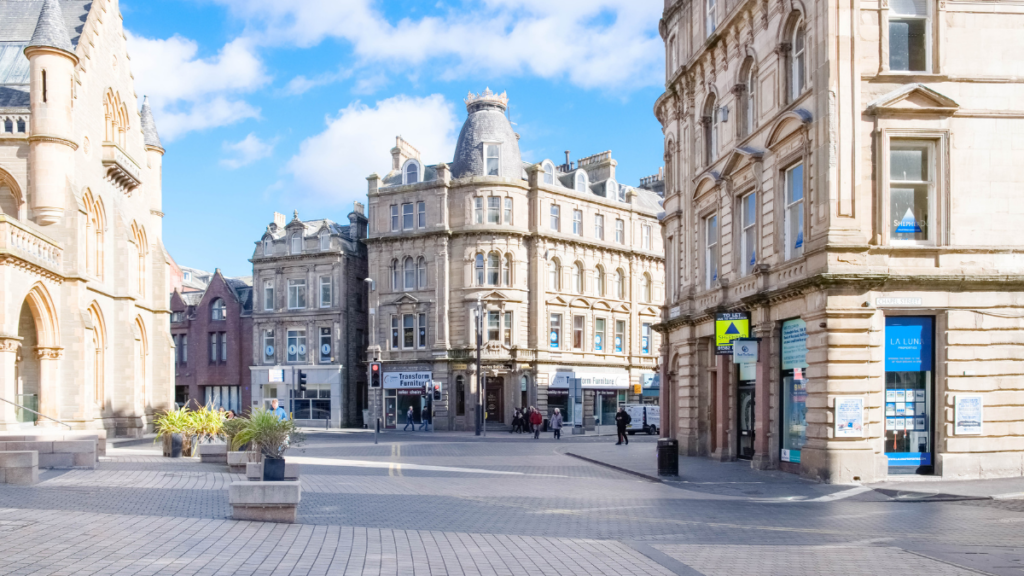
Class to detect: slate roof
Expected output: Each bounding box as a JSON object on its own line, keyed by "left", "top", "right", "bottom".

{"left": 450, "top": 99, "right": 523, "bottom": 180}
{"left": 27, "top": 0, "right": 73, "bottom": 53}
{"left": 140, "top": 96, "right": 163, "bottom": 149}
{"left": 0, "top": 1, "right": 89, "bottom": 48}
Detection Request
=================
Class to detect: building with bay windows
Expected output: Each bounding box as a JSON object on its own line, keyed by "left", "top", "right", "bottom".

{"left": 656, "top": 0, "right": 1024, "bottom": 482}
{"left": 249, "top": 209, "right": 368, "bottom": 428}
{"left": 365, "top": 90, "right": 665, "bottom": 432}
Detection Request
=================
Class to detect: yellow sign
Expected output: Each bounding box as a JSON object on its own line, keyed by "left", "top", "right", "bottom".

{"left": 451, "top": 363, "right": 468, "bottom": 370}
{"left": 715, "top": 312, "right": 750, "bottom": 354}
{"left": 633, "top": 384, "right": 642, "bottom": 395}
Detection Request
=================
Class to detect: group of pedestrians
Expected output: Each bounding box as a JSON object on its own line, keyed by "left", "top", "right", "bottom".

{"left": 403, "top": 405, "right": 432, "bottom": 431}
{"left": 510, "top": 406, "right": 561, "bottom": 439}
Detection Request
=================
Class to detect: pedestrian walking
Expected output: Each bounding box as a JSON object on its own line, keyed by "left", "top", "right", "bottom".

{"left": 615, "top": 406, "right": 631, "bottom": 445}
{"left": 418, "top": 403, "right": 431, "bottom": 431}
{"left": 510, "top": 409, "right": 521, "bottom": 433}
{"left": 550, "top": 408, "right": 563, "bottom": 440}
{"left": 530, "top": 407, "right": 542, "bottom": 439}
{"left": 270, "top": 398, "right": 288, "bottom": 421}
{"left": 404, "top": 406, "right": 416, "bottom": 431}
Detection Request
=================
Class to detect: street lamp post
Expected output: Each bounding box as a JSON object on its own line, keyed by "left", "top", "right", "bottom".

{"left": 475, "top": 297, "right": 483, "bottom": 436}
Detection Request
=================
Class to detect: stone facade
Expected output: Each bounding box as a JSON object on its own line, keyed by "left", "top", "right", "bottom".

{"left": 249, "top": 209, "right": 369, "bottom": 428}
{"left": 0, "top": 0, "right": 171, "bottom": 436}
{"left": 366, "top": 90, "right": 665, "bottom": 432}
{"left": 656, "top": 0, "right": 1024, "bottom": 481}
{"left": 169, "top": 269, "right": 253, "bottom": 413}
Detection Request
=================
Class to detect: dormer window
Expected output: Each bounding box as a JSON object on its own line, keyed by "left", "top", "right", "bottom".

{"left": 263, "top": 238, "right": 272, "bottom": 256}
{"left": 211, "top": 298, "right": 226, "bottom": 321}
{"left": 484, "top": 144, "right": 500, "bottom": 176}
{"left": 183, "top": 271, "right": 192, "bottom": 282}
{"left": 319, "top": 231, "right": 330, "bottom": 251}
{"left": 542, "top": 161, "right": 555, "bottom": 185}
{"left": 290, "top": 233, "right": 301, "bottom": 254}
{"left": 606, "top": 179, "right": 617, "bottom": 199}
{"left": 403, "top": 160, "right": 421, "bottom": 185}
{"left": 618, "top": 185, "right": 627, "bottom": 203}
{"left": 575, "top": 172, "right": 587, "bottom": 192}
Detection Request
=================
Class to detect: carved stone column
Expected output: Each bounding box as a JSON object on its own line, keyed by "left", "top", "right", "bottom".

{"left": 35, "top": 346, "right": 63, "bottom": 424}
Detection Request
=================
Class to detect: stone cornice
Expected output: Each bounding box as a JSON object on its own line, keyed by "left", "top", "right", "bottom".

{"left": 28, "top": 134, "right": 78, "bottom": 150}
{"left": 0, "top": 255, "right": 64, "bottom": 282}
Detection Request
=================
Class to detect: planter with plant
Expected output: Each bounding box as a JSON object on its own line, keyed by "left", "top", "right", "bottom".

{"left": 231, "top": 408, "right": 304, "bottom": 481}
{"left": 154, "top": 407, "right": 192, "bottom": 457}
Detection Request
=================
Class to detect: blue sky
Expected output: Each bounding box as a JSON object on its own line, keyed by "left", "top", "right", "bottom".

{"left": 124, "top": 0, "right": 666, "bottom": 277}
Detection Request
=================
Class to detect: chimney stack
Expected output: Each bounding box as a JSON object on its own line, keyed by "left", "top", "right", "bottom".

{"left": 273, "top": 212, "right": 286, "bottom": 228}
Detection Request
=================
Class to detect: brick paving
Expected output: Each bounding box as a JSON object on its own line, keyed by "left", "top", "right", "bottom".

{"left": 0, "top": 431, "right": 1021, "bottom": 575}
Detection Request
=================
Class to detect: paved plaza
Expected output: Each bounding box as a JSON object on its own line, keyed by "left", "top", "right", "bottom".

{"left": 1, "top": 431, "right": 1023, "bottom": 575}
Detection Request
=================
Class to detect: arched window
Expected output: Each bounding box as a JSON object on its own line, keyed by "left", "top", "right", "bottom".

{"left": 475, "top": 253, "right": 485, "bottom": 286}
{"left": 487, "top": 252, "right": 500, "bottom": 286}
{"left": 290, "top": 233, "right": 301, "bottom": 254}
{"left": 575, "top": 172, "right": 587, "bottom": 192}
{"left": 791, "top": 18, "right": 806, "bottom": 99}
{"left": 403, "top": 160, "right": 420, "bottom": 185}
{"left": 549, "top": 258, "right": 561, "bottom": 291}
{"left": 503, "top": 254, "right": 513, "bottom": 286}
{"left": 88, "top": 303, "right": 105, "bottom": 409}
{"left": 211, "top": 298, "right": 226, "bottom": 320}
{"left": 403, "top": 257, "right": 416, "bottom": 290}
{"left": 137, "top": 226, "right": 147, "bottom": 295}
{"left": 596, "top": 265, "right": 606, "bottom": 296}
{"left": 746, "top": 64, "right": 757, "bottom": 135}
{"left": 391, "top": 259, "right": 400, "bottom": 291}
{"left": 572, "top": 262, "right": 584, "bottom": 294}
{"left": 642, "top": 273, "right": 652, "bottom": 303}
{"left": 703, "top": 94, "right": 718, "bottom": 165}
{"left": 542, "top": 161, "right": 554, "bottom": 185}
{"left": 319, "top": 231, "right": 330, "bottom": 251}
{"left": 616, "top": 268, "right": 626, "bottom": 299}
{"left": 417, "top": 257, "right": 427, "bottom": 289}
{"left": 83, "top": 192, "right": 105, "bottom": 280}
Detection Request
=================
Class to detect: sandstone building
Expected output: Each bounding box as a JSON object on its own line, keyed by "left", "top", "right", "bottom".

{"left": 366, "top": 90, "right": 665, "bottom": 432}
{"left": 249, "top": 209, "right": 369, "bottom": 428}
{"left": 656, "top": 0, "right": 1024, "bottom": 481}
{"left": 0, "top": 0, "right": 171, "bottom": 435}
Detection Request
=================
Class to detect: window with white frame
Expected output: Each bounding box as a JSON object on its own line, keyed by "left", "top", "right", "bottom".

{"left": 642, "top": 224, "right": 652, "bottom": 250}
{"left": 264, "top": 280, "right": 274, "bottom": 311}
{"left": 550, "top": 313, "right": 561, "bottom": 349}
{"left": 417, "top": 201, "right": 426, "bottom": 228}
{"left": 784, "top": 163, "right": 805, "bottom": 260}
{"left": 615, "top": 219, "right": 625, "bottom": 244}
{"left": 288, "top": 279, "right": 307, "bottom": 309}
{"left": 745, "top": 64, "right": 757, "bottom": 136}
{"left": 889, "top": 0, "right": 929, "bottom": 72}
{"left": 484, "top": 144, "right": 500, "bottom": 176}
{"left": 319, "top": 275, "right": 331, "bottom": 308}
{"left": 390, "top": 205, "right": 399, "bottom": 231}
{"left": 740, "top": 191, "right": 757, "bottom": 276}
{"left": 263, "top": 330, "right": 274, "bottom": 364}
{"left": 595, "top": 318, "right": 606, "bottom": 351}
{"left": 417, "top": 257, "right": 427, "bottom": 289}
{"left": 211, "top": 298, "right": 225, "bottom": 320}
{"left": 595, "top": 214, "right": 604, "bottom": 240}
{"left": 404, "top": 160, "right": 420, "bottom": 184}
{"left": 503, "top": 197, "right": 512, "bottom": 224}
{"left": 487, "top": 311, "right": 500, "bottom": 342}
{"left": 319, "top": 327, "right": 332, "bottom": 363}
{"left": 404, "top": 257, "right": 416, "bottom": 290}
{"left": 889, "top": 140, "right": 934, "bottom": 244}
{"left": 487, "top": 197, "right": 500, "bottom": 224}
{"left": 704, "top": 214, "right": 719, "bottom": 288}
{"left": 403, "top": 314, "right": 415, "bottom": 348}
{"left": 319, "top": 231, "right": 330, "bottom": 251}
{"left": 503, "top": 311, "right": 513, "bottom": 346}
{"left": 572, "top": 315, "right": 584, "bottom": 350}
{"left": 390, "top": 316, "right": 399, "bottom": 349}
{"left": 487, "top": 252, "right": 500, "bottom": 286}
{"left": 573, "top": 210, "right": 583, "bottom": 235}
{"left": 575, "top": 172, "right": 587, "bottom": 192}
{"left": 616, "top": 268, "right": 626, "bottom": 299}
{"left": 543, "top": 161, "right": 554, "bottom": 185}
{"left": 706, "top": 0, "right": 717, "bottom": 36}
{"left": 474, "top": 197, "right": 483, "bottom": 224}
{"left": 618, "top": 184, "right": 627, "bottom": 203}
{"left": 475, "top": 254, "right": 485, "bottom": 286}
{"left": 418, "top": 313, "right": 427, "bottom": 348}
{"left": 290, "top": 233, "right": 301, "bottom": 254}
{"left": 287, "top": 329, "right": 307, "bottom": 363}
{"left": 791, "top": 19, "right": 806, "bottom": 99}
{"left": 642, "top": 273, "right": 652, "bottom": 303}
{"left": 550, "top": 204, "right": 560, "bottom": 231}
{"left": 615, "top": 320, "right": 625, "bottom": 353}
{"left": 704, "top": 94, "right": 718, "bottom": 164}
{"left": 596, "top": 265, "right": 606, "bottom": 296}
{"left": 503, "top": 254, "right": 512, "bottom": 286}
{"left": 402, "top": 203, "right": 414, "bottom": 230}
{"left": 548, "top": 259, "right": 560, "bottom": 290}
{"left": 572, "top": 262, "right": 584, "bottom": 294}
{"left": 642, "top": 323, "right": 652, "bottom": 355}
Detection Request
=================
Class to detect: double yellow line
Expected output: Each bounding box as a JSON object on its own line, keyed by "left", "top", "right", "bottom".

{"left": 388, "top": 444, "right": 403, "bottom": 477}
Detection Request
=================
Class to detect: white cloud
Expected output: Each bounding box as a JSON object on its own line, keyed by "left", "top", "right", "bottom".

{"left": 283, "top": 68, "right": 352, "bottom": 96}
{"left": 127, "top": 34, "right": 270, "bottom": 140}
{"left": 286, "top": 94, "right": 458, "bottom": 201}
{"left": 211, "top": 0, "right": 663, "bottom": 90}
{"left": 221, "top": 133, "right": 277, "bottom": 169}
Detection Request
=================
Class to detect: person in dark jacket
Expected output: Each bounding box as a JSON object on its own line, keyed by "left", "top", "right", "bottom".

{"left": 615, "top": 406, "right": 631, "bottom": 445}
{"left": 529, "top": 407, "right": 543, "bottom": 439}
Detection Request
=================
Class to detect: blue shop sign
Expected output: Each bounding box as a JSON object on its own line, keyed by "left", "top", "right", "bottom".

{"left": 886, "top": 452, "right": 932, "bottom": 466}
{"left": 885, "top": 317, "right": 933, "bottom": 372}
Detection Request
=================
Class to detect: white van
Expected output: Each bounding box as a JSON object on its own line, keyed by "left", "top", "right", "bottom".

{"left": 624, "top": 405, "right": 660, "bottom": 435}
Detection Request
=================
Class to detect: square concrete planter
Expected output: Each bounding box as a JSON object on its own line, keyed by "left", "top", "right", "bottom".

{"left": 245, "top": 461, "right": 300, "bottom": 481}
{"left": 0, "top": 451, "right": 39, "bottom": 485}
{"left": 227, "top": 451, "right": 252, "bottom": 473}
{"left": 229, "top": 480, "right": 301, "bottom": 522}
{"left": 197, "top": 443, "right": 227, "bottom": 464}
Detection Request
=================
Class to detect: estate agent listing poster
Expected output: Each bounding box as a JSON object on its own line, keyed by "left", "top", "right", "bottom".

{"left": 835, "top": 396, "right": 865, "bottom": 438}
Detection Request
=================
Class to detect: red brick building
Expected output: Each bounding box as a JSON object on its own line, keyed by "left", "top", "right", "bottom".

{"left": 170, "top": 270, "right": 253, "bottom": 413}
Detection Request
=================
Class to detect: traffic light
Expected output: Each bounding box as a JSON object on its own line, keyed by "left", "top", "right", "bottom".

{"left": 432, "top": 382, "right": 441, "bottom": 401}
{"left": 369, "top": 362, "right": 381, "bottom": 388}
{"left": 297, "top": 370, "right": 307, "bottom": 394}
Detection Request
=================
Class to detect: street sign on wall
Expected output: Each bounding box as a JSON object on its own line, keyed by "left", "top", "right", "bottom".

{"left": 715, "top": 312, "right": 751, "bottom": 355}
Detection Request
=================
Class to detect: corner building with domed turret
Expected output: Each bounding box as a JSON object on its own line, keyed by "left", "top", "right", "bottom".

{"left": 365, "top": 90, "right": 666, "bottom": 432}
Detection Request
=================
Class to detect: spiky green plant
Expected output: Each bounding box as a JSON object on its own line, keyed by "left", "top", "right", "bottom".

{"left": 154, "top": 406, "right": 194, "bottom": 456}
{"left": 231, "top": 408, "right": 304, "bottom": 459}
{"left": 189, "top": 404, "right": 226, "bottom": 448}
{"left": 221, "top": 417, "right": 249, "bottom": 450}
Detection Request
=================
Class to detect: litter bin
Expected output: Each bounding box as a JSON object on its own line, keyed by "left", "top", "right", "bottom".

{"left": 657, "top": 438, "right": 679, "bottom": 476}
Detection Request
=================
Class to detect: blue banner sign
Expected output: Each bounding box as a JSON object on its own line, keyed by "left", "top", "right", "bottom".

{"left": 886, "top": 452, "right": 932, "bottom": 466}
{"left": 885, "top": 317, "right": 933, "bottom": 372}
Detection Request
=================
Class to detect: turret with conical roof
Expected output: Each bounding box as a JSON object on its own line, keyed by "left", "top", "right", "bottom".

{"left": 140, "top": 96, "right": 164, "bottom": 151}
{"left": 26, "top": 0, "right": 75, "bottom": 55}
{"left": 450, "top": 88, "right": 522, "bottom": 180}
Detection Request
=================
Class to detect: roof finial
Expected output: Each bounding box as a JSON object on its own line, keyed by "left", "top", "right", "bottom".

{"left": 27, "top": 0, "right": 74, "bottom": 54}
{"left": 140, "top": 96, "right": 164, "bottom": 150}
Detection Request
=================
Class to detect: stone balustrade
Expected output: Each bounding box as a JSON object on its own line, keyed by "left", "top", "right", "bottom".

{"left": 0, "top": 216, "right": 63, "bottom": 273}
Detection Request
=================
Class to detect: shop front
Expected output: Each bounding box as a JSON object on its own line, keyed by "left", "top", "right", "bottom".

{"left": 779, "top": 318, "right": 809, "bottom": 472}
{"left": 550, "top": 370, "right": 629, "bottom": 431}
{"left": 884, "top": 316, "right": 935, "bottom": 475}
{"left": 382, "top": 368, "right": 431, "bottom": 429}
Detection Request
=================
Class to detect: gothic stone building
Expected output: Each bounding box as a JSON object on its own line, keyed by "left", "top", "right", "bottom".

{"left": 249, "top": 209, "right": 369, "bottom": 428}
{"left": 0, "top": 0, "right": 171, "bottom": 435}
{"left": 366, "top": 90, "right": 665, "bottom": 432}
{"left": 169, "top": 269, "right": 253, "bottom": 412}
{"left": 656, "top": 0, "right": 1024, "bottom": 481}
